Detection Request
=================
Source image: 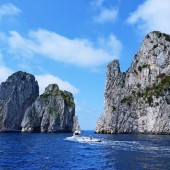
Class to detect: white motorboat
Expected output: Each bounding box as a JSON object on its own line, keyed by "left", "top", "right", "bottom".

{"left": 66, "top": 118, "right": 102, "bottom": 143}
{"left": 65, "top": 131, "right": 102, "bottom": 143}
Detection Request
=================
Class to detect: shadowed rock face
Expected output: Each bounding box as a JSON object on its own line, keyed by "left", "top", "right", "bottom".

{"left": 96, "top": 31, "right": 170, "bottom": 134}
{"left": 0, "top": 71, "right": 39, "bottom": 131}
{"left": 21, "top": 84, "right": 76, "bottom": 132}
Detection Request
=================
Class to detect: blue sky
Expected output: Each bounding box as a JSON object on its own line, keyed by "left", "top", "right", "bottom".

{"left": 0, "top": 0, "right": 170, "bottom": 130}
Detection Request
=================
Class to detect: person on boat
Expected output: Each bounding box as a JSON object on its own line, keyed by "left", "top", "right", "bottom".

{"left": 89, "top": 135, "right": 92, "bottom": 140}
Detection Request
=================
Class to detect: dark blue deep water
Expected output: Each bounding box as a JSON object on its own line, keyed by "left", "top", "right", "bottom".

{"left": 0, "top": 131, "right": 169, "bottom": 170}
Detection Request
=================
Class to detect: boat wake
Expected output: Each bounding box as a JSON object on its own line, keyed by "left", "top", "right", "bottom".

{"left": 65, "top": 135, "right": 170, "bottom": 155}
{"left": 97, "top": 139, "right": 170, "bottom": 154}
{"left": 65, "top": 136, "right": 102, "bottom": 143}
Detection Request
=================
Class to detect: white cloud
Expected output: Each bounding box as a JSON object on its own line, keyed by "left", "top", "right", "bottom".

{"left": 91, "top": 0, "right": 118, "bottom": 24}
{"left": 94, "top": 7, "right": 118, "bottom": 23}
{"left": 8, "top": 31, "right": 34, "bottom": 58}
{"left": 97, "top": 34, "right": 122, "bottom": 58}
{"left": 0, "top": 3, "right": 21, "bottom": 20}
{"left": 35, "top": 74, "right": 79, "bottom": 95}
{"left": 0, "top": 66, "right": 13, "bottom": 83}
{"left": 0, "top": 53, "right": 13, "bottom": 83}
{"left": 0, "top": 52, "right": 78, "bottom": 95}
{"left": 7, "top": 29, "right": 121, "bottom": 68}
{"left": 126, "top": 0, "right": 170, "bottom": 34}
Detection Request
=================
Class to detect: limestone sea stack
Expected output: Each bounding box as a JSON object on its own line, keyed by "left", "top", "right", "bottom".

{"left": 0, "top": 71, "right": 39, "bottom": 131}
{"left": 21, "top": 84, "right": 76, "bottom": 132}
{"left": 95, "top": 31, "right": 170, "bottom": 134}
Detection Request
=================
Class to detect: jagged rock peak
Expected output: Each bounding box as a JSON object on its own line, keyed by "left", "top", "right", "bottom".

{"left": 105, "top": 60, "right": 121, "bottom": 90}
{"left": 44, "top": 84, "right": 73, "bottom": 97}
{"left": 138, "top": 31, "right": 170, "bottom": 59}
{"left": 0, "top": 71, "right": 39, "bottom": 132}
{"left": 141, "top": 31, "right": 170, "bottom": 48}
{"left": 95, "top": 31, "right": 170, "bottom": 134}
{"left": 144, "top": 31, "right": 170, "bottom": 42}
{"left": 45, "top": 84, "right": 59, "bottom": 93}
{"left": 6, "top": 71, "right": 36, "bottom": 83}
{"left": 106, "top": 59, "right": 121, "bottom": 78}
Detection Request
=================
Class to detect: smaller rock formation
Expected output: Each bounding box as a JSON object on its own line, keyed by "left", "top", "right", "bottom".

{"left": 73, "top": 116, "right": 81, "bottom": 132}
{"left": 21, "top": 84, "right": 76, "bottom": 132}
{"left": 0, "top": 71, "right": 39, "bottom": 131}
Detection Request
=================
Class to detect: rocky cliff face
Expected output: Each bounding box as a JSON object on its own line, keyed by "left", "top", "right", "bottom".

{"left": 96, "top": 31, "right": 170, "bottom": 134}
{"left": 21, "top": 84, "right": 76, "bottom": 132}
{"left": 0, "top": 71, "right": 39, "bottom": 131}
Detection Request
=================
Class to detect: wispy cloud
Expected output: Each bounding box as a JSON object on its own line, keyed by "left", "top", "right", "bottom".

{"left": 0, "top": 3, "right": 21, "bottom": 20}
{"left": 7, "top": 29, "right": 121, "bottom": 68}
{"left": 92, "top": 0, "right": 118, "bottom": 24}
{"left": 0, "top": 52, "right": 78, "bottom": 95}
{"left": 0, "top": 66, "right": 13, "bottom": 83}
{"left": 126, "top": 0, "right": 170, "bottom": 34}
{"left": 0, "top": 53, "right": 13, "bottom": 83}
{"left": 35, "top": 74, "right": 79, "bottom": 95}
{"left": 94, "top": 7, "right": 118, "bottom": 23}
{"left": 97, "top": 34, "right": 122, "bottom": 59}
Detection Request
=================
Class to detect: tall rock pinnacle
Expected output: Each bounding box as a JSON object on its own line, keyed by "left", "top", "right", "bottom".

{"left": 95, "top": 31, "right": 170, "bottom": 134}
{"left": 0, "top": 71, "right": 39, "bottom": 131}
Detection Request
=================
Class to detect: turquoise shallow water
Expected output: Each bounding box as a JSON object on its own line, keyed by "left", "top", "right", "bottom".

{"left": 0, "top": 131, "right": 169, "bottom": 170}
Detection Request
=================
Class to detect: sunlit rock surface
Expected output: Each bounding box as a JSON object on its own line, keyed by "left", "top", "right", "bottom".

{"left": 96, "top": 31, "right": 170, "bottom": 134}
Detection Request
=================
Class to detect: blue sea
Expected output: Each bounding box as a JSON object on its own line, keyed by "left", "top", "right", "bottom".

{"left": 0, "top": 131, "right": 169, "bottom": 170}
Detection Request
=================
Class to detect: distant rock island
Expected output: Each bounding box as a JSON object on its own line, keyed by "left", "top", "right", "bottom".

{"left": 22, "top": 84, "right": 76, "bottom": 132}
{"left": 0, "top": 71, "right": 78, "bottom": 132}
{"left": 96, "top": 31, "right": 170, "bottom": 134}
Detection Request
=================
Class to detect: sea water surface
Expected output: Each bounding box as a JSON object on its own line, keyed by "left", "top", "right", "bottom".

{"left": 0, "top": 131, "right": 169, "bottom": 170}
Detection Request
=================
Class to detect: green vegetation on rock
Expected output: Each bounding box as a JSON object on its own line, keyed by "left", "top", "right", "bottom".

{"left": 138, "top": 64, "right": 150, "bottom": 72}
{"left": 153, "top": 31, "right": 170, "bottom": 42}
{"left": 40, "top": 91, "right": 59, "bottom": 99}
{"left": 112, "top": 106, "right": 116, "bottom": 112}
{"left": 153, "top": 44, "right": 158, "bottom": 49}
{"left": 136, "top": 74, "right": 170, "bottom": 105}
{"left": 40, "top": 90, "right": 70, "bottom": 99}
{"left": 60, "top": 91, "right": 74, "bottom": 109}
{"left": 40, "top": 89, "right": 74, "bottom": 109}
{"left": 49, "top": 107, "right": 57, "bottom": 116}
{"left": 40, "top": 92, "right": 51, "bottom": 99}
{"left": 146, "top": 35, "right": 150, "bottom": 39}
{"left": 67, "top": 102, "right": 74, "bottom": 109}
{"left": 121, "top": 96, "right": 132, "bottom": 106}
{"left": 60, "top": 91, "right": 71, "bottom": 100}
{"left": 162, "top": 33, "right": 170, "bottom": 42}
{"left": 154, "top": 31, "right": 162, "bottom": 38}
{"left": 123, "top": 74, "right": 170, "bottom": 106}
